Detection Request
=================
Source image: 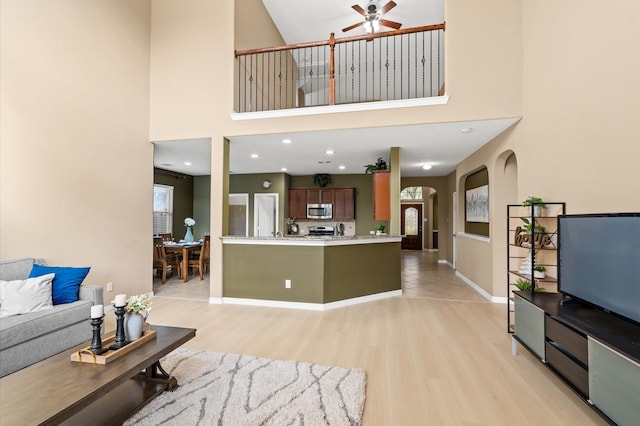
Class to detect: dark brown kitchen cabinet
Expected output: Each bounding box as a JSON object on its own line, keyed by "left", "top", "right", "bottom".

{"left": 333, "top": 188, "right": 355, "bottom": 219}
{"left": 288, "top": 187, "right": 356, "bottom": 220}
{"left": 288, "top": 189, "right": 307, "bottom": 219}
{"left": 306, "top": 188, "right": 333, "bottom": 205}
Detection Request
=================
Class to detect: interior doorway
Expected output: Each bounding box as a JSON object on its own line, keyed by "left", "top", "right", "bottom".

{"left": 254, "top": 193, "right": 279, "bottom": 236}
{"left": 401, "top": 204, "right": 423, "bottom": 250}
{"left": 229, "top": 194, "right": 249, "bottom": 236}
{"left": 452, "top": 191, "right": 457, "bottom": 269}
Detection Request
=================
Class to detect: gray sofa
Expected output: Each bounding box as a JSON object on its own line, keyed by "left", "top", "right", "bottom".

{"left": 0, "top": 258, "right": 103, "bottom": 377}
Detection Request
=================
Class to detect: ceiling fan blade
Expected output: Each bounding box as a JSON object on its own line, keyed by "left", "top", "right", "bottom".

{"left": 379, "top": 19, "right": 402, "bottom": 30}
{"left": 342, "top": 21, "right": 365, "bottom": 32}
{"left": 380, "top": 1, "right": 397, "bottom": 15}
{"left": 351, "top": 4, "right": 367, "bottom": 17}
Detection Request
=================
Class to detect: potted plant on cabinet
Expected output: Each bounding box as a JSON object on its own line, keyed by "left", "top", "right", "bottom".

{"left": 364, "top": 157, "right": 388, "bottom": 174}
{"left": 374, "top": 224, "right": 386, "bottom": 235}
{"left": 313, "top": 173, "right": 331, "bottom": 187}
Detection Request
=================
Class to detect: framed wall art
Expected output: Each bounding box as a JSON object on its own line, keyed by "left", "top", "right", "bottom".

{"left": 466, "top": 185, "right": 489, "bottom": 223}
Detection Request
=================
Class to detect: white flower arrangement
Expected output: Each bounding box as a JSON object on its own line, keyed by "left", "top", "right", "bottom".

{"left": 184, "top": 217, "right": 196, "bottom": 227}
{"left": 125, "top": 294, "right": 152, "bottom": 316}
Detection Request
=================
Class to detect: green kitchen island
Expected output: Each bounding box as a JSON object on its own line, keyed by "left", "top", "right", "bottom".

{"left": 221, "top": 235, "right": 402, "bottom": 310}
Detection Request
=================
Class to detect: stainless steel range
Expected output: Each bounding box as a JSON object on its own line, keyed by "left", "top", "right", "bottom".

{"left": 308, "top": 226, "right": 335, "bottom": 236}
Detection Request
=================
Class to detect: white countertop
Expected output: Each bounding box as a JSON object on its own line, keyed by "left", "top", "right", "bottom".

{"left": 221, "top": 235, "right": 402, "bottom": 246}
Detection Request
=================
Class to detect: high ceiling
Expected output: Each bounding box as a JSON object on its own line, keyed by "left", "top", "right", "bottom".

{"left": 261, "top": 0, "right": 444, "bottom": 45}
{"left": 153, "top": 1, "right": 521, "bottom": 178}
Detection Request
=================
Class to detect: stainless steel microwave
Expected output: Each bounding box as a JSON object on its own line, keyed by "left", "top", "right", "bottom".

{"left": 307, "top": 203, "right": 333, "bottom": 219}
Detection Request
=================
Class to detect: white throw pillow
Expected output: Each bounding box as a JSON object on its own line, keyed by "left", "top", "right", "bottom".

{"left": 0, "top": 273, "right": 55, "bottom": 317}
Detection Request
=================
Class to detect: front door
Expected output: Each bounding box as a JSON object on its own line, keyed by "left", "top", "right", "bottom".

{"left": 401, "top": 204, "right": 423, "bottom": 250}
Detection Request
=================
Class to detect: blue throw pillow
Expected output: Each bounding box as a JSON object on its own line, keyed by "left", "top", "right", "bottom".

{"left": 29, "top": 265, "right": 91, "bottom": 305}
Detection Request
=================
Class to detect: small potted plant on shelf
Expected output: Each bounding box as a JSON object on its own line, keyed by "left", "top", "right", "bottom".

{"left": 522, "top": 196, "right": 546, "bottom": 217}
{"left": 521, "top": 218, "right": 546, "bottom": 234}
{"left": 533, "top": 265, "right": 546, "bottom": 279}
{"left": 374, "top": 224, "right": 386, "bottom": 235}
{"left": 364, "top": 157, "right": 389, "bottom": 174}
{"left": 514, "top": 278, "right": 541, "bottom": 292}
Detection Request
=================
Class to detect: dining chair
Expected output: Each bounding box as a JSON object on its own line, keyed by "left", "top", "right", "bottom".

{"left": 158, "top": 233, "right": 173, "bottom": 242}
{"left": 153, "top": 237, "right": 181, "bottom": 283}
{"left": 183, "top": 235, "right": 210, "bottom": 280}
{"left": 202, "top": 235, "right": 210, "bottom": 274}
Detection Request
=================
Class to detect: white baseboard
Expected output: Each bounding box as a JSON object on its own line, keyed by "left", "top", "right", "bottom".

{"left": 454, "top": 271, "right": 507, "bottom": 303}
{"left": 221, "top": 290, "right": 402, "bottom": 311}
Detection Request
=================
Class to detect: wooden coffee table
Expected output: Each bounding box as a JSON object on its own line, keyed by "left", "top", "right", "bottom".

{"left": 0, "top": 325, "right": 195, "bottom": 426}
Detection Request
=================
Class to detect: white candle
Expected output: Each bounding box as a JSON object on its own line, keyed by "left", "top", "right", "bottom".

{"left": 114, "top": 294, "right": 127, "bottom": 307}
{"left": 90, "top": 304, "right": 104, "bottom": 318}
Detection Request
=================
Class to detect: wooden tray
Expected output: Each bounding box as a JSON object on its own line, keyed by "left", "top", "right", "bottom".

{"left": 70, "top": 329, "right": 157, "bottom": 365}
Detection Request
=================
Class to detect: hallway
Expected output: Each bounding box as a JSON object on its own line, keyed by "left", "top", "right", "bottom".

{"left": 401, "top": 251, "right": 488, "bottom": 302}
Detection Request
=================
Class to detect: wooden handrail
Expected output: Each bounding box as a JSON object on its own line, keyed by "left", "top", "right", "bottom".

{"left": 234, "top": 23, "right": 446, "bottom": 57}
{"left": 235, "top": 22, "right": 446, "bottom": 109}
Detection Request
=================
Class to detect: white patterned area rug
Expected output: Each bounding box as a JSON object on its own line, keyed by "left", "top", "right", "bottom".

{"left": 124, "top": 349, "right": 366, "bottom": 426}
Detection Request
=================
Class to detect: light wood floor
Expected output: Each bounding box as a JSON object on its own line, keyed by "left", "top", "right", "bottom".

{"left": 121, "top": 251, "right": 606, "bottom": 425}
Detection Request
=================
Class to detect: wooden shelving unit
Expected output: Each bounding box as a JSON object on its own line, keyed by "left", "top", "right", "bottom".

{"left": 507, "top": 202, "right": 565, "bottom": 333}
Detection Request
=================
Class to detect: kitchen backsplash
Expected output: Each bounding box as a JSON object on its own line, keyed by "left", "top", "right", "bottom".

{"left": 290, "top": 220, "right": 356, "bottom": 236}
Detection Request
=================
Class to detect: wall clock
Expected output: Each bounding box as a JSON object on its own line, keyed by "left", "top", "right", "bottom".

{"left": 262, "top": 180, "right": 272, "bottom": 189}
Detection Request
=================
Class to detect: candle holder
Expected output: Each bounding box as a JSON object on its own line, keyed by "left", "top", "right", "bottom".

{"left": 109, "top": 305, "right": 130, "bottom": 350}
{"left": 89, "top": 315, "right": 108, "bottom": 355}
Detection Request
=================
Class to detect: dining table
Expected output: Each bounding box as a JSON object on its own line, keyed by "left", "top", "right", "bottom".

{"left": 163, "top": 241, "right": 202, "bottom": 282}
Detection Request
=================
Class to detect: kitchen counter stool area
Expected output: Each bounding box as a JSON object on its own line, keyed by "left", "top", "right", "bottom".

{"left": 222, "top": 236, "right": 402, "bottom": 310}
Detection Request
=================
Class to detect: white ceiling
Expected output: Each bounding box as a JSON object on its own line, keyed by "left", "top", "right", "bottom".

{"left": 153, "top": 1, "right": 521, "bottom": 178}
{"left": 228, "top": 119, "right": 520, "bottom": 177}
{"left": 261, "top": 0, "right": 444, "bottom": 44}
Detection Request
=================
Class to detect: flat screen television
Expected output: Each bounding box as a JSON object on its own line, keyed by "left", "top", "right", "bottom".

{"left": 558, "top": 213, "right": 640, "bottom": 325}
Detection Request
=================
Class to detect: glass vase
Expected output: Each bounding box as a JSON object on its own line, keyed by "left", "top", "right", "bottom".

{"left": 184, "top": 226, "right": 194, "bottom": 242}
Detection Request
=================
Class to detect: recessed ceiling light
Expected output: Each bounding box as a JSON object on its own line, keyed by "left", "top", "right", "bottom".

{"left": 282, "top": 139, "right": 292, "bottom": 144}
{"left": 250, "top": 154, "right": 259, "bottom": 159}
{"left": 184, "top": 162, "right": 192, "bottom": 166}
{"left": 422, "top": 164, "right": 433, "bottom": 170}
{"left": 339, "top": 165, "right": 346, "bottom": 170}
{"left": 326, "top": 150, "right": 334, "bottom": 155}
{"left": 281, "top": 167, "right": 287, "bottom": 172}
{"left": 460, "top": 127, "right": 473, "bottom": 133}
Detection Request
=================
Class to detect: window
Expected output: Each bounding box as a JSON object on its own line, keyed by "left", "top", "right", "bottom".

{"left": 404, "top": 207, "right": 419, "bottom": 235}
{"left": 153, "top": 184, "right": 174, "bottom": 234}
{"left": 400, "top": 186, "right": 423, "bottom": 200}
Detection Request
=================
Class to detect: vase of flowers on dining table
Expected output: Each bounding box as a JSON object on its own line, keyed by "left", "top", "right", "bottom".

{"left": 184, "top": 217, "right": 196, "bottom": 242}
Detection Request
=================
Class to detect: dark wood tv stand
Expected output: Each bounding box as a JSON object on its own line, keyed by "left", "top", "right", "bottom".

{"left": 512, "top": 291, "right": 640, "bottom": 426}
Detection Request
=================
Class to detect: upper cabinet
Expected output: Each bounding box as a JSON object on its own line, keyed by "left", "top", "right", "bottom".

{"left": 333, "top": 188, "right": 355, "bottom": 220}
{"left": 288, "top": 189, "right": 307, "bottom": 220}
{"left": 288, "top": 188, "right": 355, "bottom": 220}
{"left": 373, "top": 171, "right": 390, "bottom": 220}
{"left": 306, "top": 188, "right": 333, "bottom": 205}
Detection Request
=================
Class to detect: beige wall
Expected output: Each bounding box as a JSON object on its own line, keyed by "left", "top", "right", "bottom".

{"left": 453, "top": 0, "right": 640, "bottom": 298}
{"left": 0, "top": 0, "right": 152, "bottom": 297}
{"left": 2, "top": 0, "right": 638, "bottom": 302}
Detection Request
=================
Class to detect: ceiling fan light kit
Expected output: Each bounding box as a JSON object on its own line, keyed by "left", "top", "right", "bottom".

{"left": 342, "top": 0, "right": 402, "bottom": 34}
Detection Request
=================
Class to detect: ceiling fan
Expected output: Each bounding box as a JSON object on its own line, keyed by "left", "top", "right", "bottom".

{"left": 342, "top": 0, "right": 402, "bottom": 34}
